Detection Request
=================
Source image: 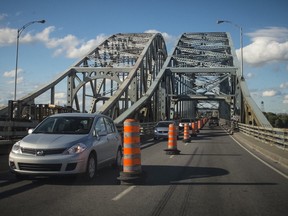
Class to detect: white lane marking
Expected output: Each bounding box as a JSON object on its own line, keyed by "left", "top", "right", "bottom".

{"left": 169, "top": 155, "right": 174, "bottom": 159}
{"left": 230, "top": 135, "right": 288, "bottom": 179}
{"left": 112, "top": 185, "right": 136, "bottom": 201}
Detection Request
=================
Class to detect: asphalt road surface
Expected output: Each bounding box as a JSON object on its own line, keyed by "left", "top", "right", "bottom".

{"left": 0, "top": 127, "right": 287, "bottom": 216}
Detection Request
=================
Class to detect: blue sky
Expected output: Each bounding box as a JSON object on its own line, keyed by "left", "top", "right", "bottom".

{"left": 0, "top": 0, "right": 288, "bottom": 113}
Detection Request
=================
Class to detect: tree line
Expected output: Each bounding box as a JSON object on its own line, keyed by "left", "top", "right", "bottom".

{"left": 263, "top": 112, "right": 288, "bottom": 128}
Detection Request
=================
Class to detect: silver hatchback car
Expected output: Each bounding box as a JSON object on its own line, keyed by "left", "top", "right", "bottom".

{"left": 154, "top": 120, "right": 179, "bottom": 140}
{"left": 9, "top": 113, "right": 122, "bottom": 180}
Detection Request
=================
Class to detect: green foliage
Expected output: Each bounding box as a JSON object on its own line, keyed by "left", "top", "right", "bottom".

{"left": 263, "top": 112, "right": 288, "bottom": 128}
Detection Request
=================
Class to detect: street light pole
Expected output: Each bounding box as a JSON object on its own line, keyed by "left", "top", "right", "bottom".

{"left": 14, "top": 20, "right": 46, "bottom": 101}
{"left": 217, "top": 20, "right": 243, "bottom": 80}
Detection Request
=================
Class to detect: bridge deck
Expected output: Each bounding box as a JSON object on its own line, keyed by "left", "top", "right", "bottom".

{"left": 0, "top": 126, "right": 287, "bottom": 216}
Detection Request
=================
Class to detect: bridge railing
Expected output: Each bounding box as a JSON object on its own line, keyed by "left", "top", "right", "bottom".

{"left": 0, "top": 120, "right": 39, "bottom": 140}
{"left": 238, "top": 123, "right": 288, "bottom": 149}
{"left": 116, "top": 122, "right": 156, "bottom": 143}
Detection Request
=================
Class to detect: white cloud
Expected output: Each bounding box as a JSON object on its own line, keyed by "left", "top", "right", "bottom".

{"left": 144, "top": 29, "right": 178, "bottom": 47}
{"left": 241, "top": 27, "right": 288, "bottom": 67}
{"left": 262, "top": 89, "right": 281, "bottom": 97}
{"left": 246, "top": 72, "right": 254, "bottom": 79}
{"left": 0, "top": 13, "right": 7, "bottom": 21}
{"left": 3, "top": 69, "right": 16, "bottom": 78}
{"left": 3, "top": 68, "right": 23, "bottom": 78}
{"left": 0, "top": 27, "right": 17, "bottom": 46}
{"left": 44, "top": 30, "right": 106, "bottom": 59}
{"left": 280, "top": 82, "right": 288, "bottom": 89}
{"left": 0, "top": 25, "right": 107, "bottom": 59}
{"left": 3, "top": 68, "right": 24, "bottom": 85}
{"left": 67, "top": 34, "right": 107, "bottom": 59}
{"left": 7, "top": 76, "right": 23, "bottom": 84}
{"left": 283, "top": 95, "right": 288, "bottom": 104}
{"left": 55, "top": 92, "right": 66, "bottom": 99}
{"left": 53, "top": 92, "right": 67, "bottom": 106}
{"left": 0, "top": 26, "right": 175, "bottom": 60}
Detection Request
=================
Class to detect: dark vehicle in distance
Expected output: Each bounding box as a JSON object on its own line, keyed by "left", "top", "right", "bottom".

{"left": 178, "top": 118, "right": 193, "bottom": 131}
{"left": 209, "top": 116, "right": 219, "bottom": 126}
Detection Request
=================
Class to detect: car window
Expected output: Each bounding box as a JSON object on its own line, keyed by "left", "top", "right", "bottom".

{"left": 95, "top": 117, "right": 107, "bottom": 134}
{"left": 104, "top": 117, "right": 116, "bottom": 134}
{"left": 157, "top": 122, "right": 173, "bottom": 127}
{"left": 34, "top": 117, "right": 56, "bottom": 133}
{"left": 181, "top": 119, "right": 191, "bottom": 122}
{"left": 33, "top": 117, "right": 93, "bottom": 134}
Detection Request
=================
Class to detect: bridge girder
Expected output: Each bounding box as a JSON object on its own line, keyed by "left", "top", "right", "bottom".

{"left": 0, "top": 31, "right": 272, "bottom": 128}
{"left": 163, "top": 32, "right": 238, "bottom": 120}
{"left": 66, "top": 33, "right": 169, "bottom": 123}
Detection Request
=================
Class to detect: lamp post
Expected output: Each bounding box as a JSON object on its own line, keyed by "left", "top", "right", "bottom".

{"left": 14, "top": 19, "right": 46, "bottom": 101}
{"left": 217, "top": 20, "right": 243, "bottom": 80}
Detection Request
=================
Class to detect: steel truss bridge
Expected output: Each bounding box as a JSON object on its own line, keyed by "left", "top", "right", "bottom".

{"left": 0, "top": 32, "right": 272, "bottom": 136}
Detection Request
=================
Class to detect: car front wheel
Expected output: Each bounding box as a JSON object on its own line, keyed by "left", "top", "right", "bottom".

{"left": 113, "top": 147, "right": 122, "bottom": 169}
{"left": 85, "top": 153, "right": 97, "bottom": 180}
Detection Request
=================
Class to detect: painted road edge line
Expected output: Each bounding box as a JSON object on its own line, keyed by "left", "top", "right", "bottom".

{"left": 230, "top": 135, "right": 288, "bottom": 180}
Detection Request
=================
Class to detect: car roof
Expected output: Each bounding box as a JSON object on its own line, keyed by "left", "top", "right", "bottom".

{"left": 157, "top": 120, "right": 176, "bottom": 123}
{"left": 49, "top": 113, "right": 105, "bottom": 118}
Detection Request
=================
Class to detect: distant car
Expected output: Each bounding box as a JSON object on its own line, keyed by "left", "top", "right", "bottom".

{"left": 154, "top": 120, "right": 179, "bottom": 140}
{"left": 9, "top": 113, "right": 122, "bottom": 180}
{"left": 179, "top": 118, "right": 193, "bottom": 131}
{"left": 209, "top": 116, "right": 219, "bottom": 126}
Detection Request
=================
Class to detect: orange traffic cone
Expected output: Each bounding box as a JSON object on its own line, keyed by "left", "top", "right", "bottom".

{"left": 182, "top": 123, "right": 191, "bottom": 142}
{"left": 198, "top": 120, "right": 202, "bottom": 130}
{"left": 118, "top": 119, "right": 144, "bottom": 184}
{"left": 191, "top": 122, "right": 197, "bottom": 137}
{"left": 164, "top": 123, "right": 180, "bottom": 155}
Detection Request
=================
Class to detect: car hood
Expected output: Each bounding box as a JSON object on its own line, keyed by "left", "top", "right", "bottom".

{"left": 155, "top": 126, "right": 169, "bottom": 131}
{"left": 20, "top": 133, "right": 89, "bottom": 149}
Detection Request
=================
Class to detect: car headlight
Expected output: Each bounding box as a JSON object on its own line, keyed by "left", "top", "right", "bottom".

{"left": 65, "top": 143, "right": 87, "bottom": 155}
{"left": 11, "top": 141, "right": 21, "bottom": 154}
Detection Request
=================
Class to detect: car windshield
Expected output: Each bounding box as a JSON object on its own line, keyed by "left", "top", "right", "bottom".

{"left": 33, "top": 116, "right": 94, "bottom": 134}
{"left": 181, "top": 119, "right": 191, "bottom": 122}
{"left": 157, "top": 122, "right": 174, "bottom": 127}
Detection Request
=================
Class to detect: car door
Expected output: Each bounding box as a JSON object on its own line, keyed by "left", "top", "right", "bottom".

{"left": 103, "top": 117, "right": 120, "bottom": 160}
{"left": 93, "top": 117, "right": 110, "bottom": 165}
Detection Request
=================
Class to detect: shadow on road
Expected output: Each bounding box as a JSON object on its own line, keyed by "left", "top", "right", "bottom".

{"left": 0, "top": 164, "right": 277, "bottom": 202}
{"left": 142, "top": 165, "right": 229, "bottom": 185}
{"left": 4, "top": 165, "right": 231, "bottom": 186}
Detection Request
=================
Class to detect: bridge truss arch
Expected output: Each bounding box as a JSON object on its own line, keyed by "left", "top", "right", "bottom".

{"left": 163, "top": 32, "right": 271, "bottom": 127}
{"left": 68, "top": 33, "right": 168, "bottom": 122}
{"left": 0, "top": 31, "right": 271, "bottom": 128}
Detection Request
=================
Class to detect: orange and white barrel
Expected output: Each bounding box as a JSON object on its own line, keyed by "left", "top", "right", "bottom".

{"left": 182, "top": 123, "right": 190, "bottom": 142}
{"left": 118, "top": 119, "right": 144, "bottom": 184}
{"left": 165, "top": 123, "right": 180, "bottom": 155}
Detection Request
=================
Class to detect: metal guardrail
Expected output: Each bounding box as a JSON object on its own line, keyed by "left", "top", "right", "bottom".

{"left": 238, "top": 123, "right": 288, "bottom": 149}
{"left": 1, "top": 120, "right": 156, "bottom": 141}
{"left": 0, "top": 120, "right": 39, "bottom": 140}
{"left": 116, "top": 122, "right": 156, "bottom": 141}
{"left": 1, "top": 121, "right": 156, "bottom": 146}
